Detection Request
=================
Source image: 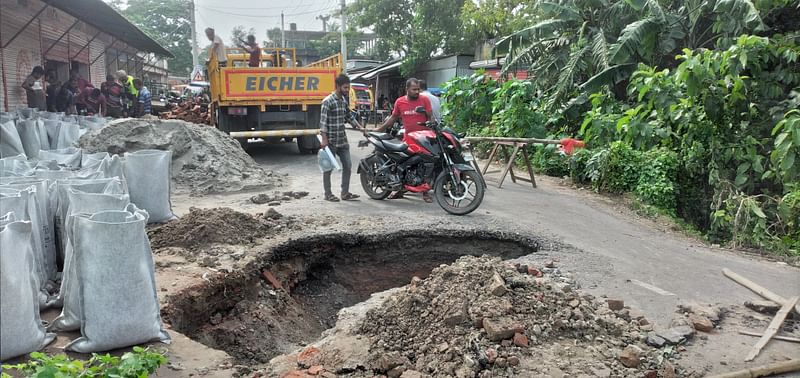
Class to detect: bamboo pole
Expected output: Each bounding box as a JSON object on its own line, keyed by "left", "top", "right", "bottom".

{"left": 745, "top": 296, "right": 798, "bottom": 361}
{"left": 722, "top": 268, "right": 800, "bottom": 315}
{"left": 738, "top": 330, "right": 800, "bottom": 343}
{"left": 462, "top": 136, "right": 561, "bottom": 145}
{"left": 706, "top": 360, "right": 800, "bottom": 378}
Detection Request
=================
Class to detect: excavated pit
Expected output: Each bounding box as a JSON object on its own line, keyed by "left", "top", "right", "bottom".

{"left": 163, "top": 231, "right": 540, "bottom": 365}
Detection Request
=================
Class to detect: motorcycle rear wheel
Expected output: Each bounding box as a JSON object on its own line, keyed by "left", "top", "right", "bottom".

{"left": 434, "top": 170, "right": 484, "bottom": 215}
{"left": 360, "top": 158, "right": 392, "bottom": 200}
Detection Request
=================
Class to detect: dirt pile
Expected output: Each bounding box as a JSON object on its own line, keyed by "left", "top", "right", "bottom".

{"left": 148, "top": 207, "right": 272, "bottom": 249}
{"left": 270, "top": 256, "right": 686, "bottom": 377}
{"left": 79, "top": 119, "right": 275, "bottom": 194}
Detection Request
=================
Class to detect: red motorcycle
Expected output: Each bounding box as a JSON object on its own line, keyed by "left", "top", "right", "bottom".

{"left": 357, "top": 107, "right": 485, "bottom": 215}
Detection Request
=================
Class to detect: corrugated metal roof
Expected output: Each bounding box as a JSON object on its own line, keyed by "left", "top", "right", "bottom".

{"left": 48, "top": 0, "right": 173, "bottom": 57}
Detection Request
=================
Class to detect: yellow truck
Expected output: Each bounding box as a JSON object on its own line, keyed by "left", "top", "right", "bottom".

{"left": 208, "top": 48, "right": 342, "bottom": 153}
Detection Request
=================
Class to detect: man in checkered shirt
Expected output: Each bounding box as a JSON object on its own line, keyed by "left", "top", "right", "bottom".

{"left": 320, "top": 73, "right": 366, "bottom": 202}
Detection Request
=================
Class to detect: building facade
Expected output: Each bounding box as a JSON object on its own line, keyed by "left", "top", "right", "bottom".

{"left": 0, "top": 0, "right": 171, "bottom": 111}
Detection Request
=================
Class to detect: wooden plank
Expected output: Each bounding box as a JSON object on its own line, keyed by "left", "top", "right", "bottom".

{"left": 744, "top": 296, "right": 798, "bottom": 361}
{"left": 738, "top": 330, "right": 800, "bottom": 343}
{"left": 722, "top": 268, "right": 800, "bottom": 315}
{"left": 463, "top": 136, "right": 561, "bottom": 145}
{"left": 520, "top": 142, "right": 537, "bottom": 188}
{"left": 498, "top": 144, "right": 520, "bottom": 189}
{"left": 707, "top": 359, "right": 800, "bottom": 378}
{"left": 482, "top": 143, "right": 500, "bottom": 175}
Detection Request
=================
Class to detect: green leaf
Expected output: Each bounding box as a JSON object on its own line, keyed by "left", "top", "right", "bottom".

{"left": 781, "top": 152, "right": 795, "bottom": 172}
{"left": 609, "top": 17, "right": 661, "bottom": 64}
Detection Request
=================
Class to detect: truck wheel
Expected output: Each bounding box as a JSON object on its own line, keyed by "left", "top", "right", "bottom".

{"left": 297, "top": 135, "right": 320, "bottom": 154}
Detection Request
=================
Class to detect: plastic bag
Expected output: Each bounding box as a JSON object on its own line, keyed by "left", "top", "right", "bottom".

{"left": 38, "top": 147, "right": 82, "bottom": 168}
{"left": 0, "top": 119, "right": 25, "bottom": 158}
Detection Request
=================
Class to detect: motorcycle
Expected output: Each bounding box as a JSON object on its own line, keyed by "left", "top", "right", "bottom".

{"left": 357, "top": 106, "right": 485, "bottom": 215}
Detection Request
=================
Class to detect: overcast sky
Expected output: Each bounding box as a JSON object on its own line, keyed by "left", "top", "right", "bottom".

{"left": 195, "top": 0, "right": 341, "bottom": 44}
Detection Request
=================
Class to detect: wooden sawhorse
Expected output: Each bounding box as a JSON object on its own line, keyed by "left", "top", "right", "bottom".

{"left": 481, "top": 141, "right": 537, "bottom": 188}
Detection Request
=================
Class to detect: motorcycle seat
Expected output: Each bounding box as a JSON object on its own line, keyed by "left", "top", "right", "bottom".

{"left": 381, "top": 139, "right": 408, "bottom": 152}
{"left": 368, "top": 131, "right": 395, "bottom": 140}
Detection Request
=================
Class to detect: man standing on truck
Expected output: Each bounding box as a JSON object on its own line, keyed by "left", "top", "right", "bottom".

{"left": 205, "top": 28, "right": 228, "bottom": 67}
{"left": 319, "top": 74, "right": 365, "bottom": 202}
{"left": 239, "top": 34, "right": 260, "bottom": 67}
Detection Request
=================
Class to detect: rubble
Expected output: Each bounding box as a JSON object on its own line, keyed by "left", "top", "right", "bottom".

{"left": 79, "top": 119, "right": 274, "bottom": 195}
{"left": 160, "top": 102, "right": 211, "bottom": 124}
{"left": 266, "top": 256, "right": 679, "bottom": 377}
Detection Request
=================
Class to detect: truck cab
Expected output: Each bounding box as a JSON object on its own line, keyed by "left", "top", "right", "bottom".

{"left": 349, "top": 83, "right": 373, "bottom": 124}
{"left": 208, "top": 48, "right": 342, "bottom": 153}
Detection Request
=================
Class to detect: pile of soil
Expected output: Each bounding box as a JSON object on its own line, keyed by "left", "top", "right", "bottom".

{"left": 270, "top": 256, "right": 686, "bottom": 377}
{"left": 79, "top": 119, "right": 275, "bottom": 195}
{"left": 148, "top": 207, "right": 271, "bottom": 249}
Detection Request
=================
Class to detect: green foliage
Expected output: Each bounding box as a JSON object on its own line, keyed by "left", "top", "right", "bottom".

{"left": 441, "top": 73, "right": 498, "bottom": 136}
{"left": 110, "top": 0, "right": 193, "bottom": 75}
{"left": 533, "top": 145, "right": 571, "bottom": 177}
{"left": 490, "top": 80, "right": 547, "bottom": 138}
{"left": 590, "top": 141, "right": 644, "bottom": 193}
{"left": 1, "top": 347, "right": 167, "bottom": 378}
{"left": 635, "top": 148, "right": 678, "bottom": 211}
{"left": 578, "top": 34, "right": 800, "bottom": 253}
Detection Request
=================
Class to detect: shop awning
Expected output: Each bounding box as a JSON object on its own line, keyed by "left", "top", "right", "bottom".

{"left": 361, "top": 60, "right": 402, "bottom": 80}
{"left": 48, "top": 0, "right": 173, "bottom": 57}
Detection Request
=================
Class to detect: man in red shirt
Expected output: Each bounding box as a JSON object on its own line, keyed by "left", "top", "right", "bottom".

{"left": 375, "top": 78, "right": 434, "bottom": 202}
{"left": 78, "top": 87, "right": 107, "bottom": 116}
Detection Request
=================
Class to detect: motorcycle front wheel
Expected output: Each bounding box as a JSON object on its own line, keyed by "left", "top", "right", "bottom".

{"left": 360, "top": 157, "right": 392, "bottom": 200}
{"left": 434, "top": 170, "right": 485, "bottom": 215}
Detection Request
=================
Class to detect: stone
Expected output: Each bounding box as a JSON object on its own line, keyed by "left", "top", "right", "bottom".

{"left": 508, "top": 356, "right": 520, "bottom": 366}
{"left": 485, "top": 348, "right": 498, "bottom": 364}
{"left": 639, "top": 318, "right": 650, "bottom": 326}
{"left": 569, "top": 299, "right": 581, "bottom": 308}
{"left": 688, "top": 313, "right": 714, "bottom": 332}
{"left": 658, "top": 326, "right": 695, "bottom": 344}
{"left": 268, "top": 201, "right": 281, "bottom": 206}
{"left": 590, "top": 367, "right": 611, "bottom": 377}
{"left": 444, "top": 309, "right": 467, "bottom": 326}
{"left": 495, "top": 357, "right": 507, "bottom": 368}
{"left": 297, "top": 346, "right": 321, "bottom": 368}
{"left": 517, "top": 264, "right": 529, "bottom": 273}
{"left": 619, "top": 345, "right": 643, "bottom": 368}
{"left": 307, "top": 365, "right": 323, "bottom": 375}
{"left": 264, "top": 208, "right": 283, "bottom": 220}
{"left": 646, "top": 333, "right": 667, "bottom": 348}
{"left": 644, "top": 370, "right": 658, "bottom": 378}
{"left": 744, "top": 300, "right": 781, "bottom": 314}
{"left": 250, "top": 193, "right": 272, "bottom": 204}
{"left": 545, "top": 260, "right": 556, "bottom": 268}
{"left": 512, "top": 333, "right": 529, "bottom": 347}
{"left": 501, "top": 339, "right": 512, "bottom": 347}
{"left": 527, "top": 266, "right": 542, "bottom": 277}
{"left": 483, "top": 318, "right": 523, "bottom": 341}
{"left": 400, "top": 371, "right": 424, "bottom": 378}
{"left": 660, "top": 362, "right": 676, "bottom": 378}
{"left": 488, "top": 273, "right": 508, "bottom": 296}
{"left": 607, "top": 299, "right": 625, "bottom": 311}
{"left": 388, "top": 366, "right": 407, "bottom": 378}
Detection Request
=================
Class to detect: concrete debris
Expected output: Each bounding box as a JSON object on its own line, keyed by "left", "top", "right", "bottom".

{"left": 657, "top": 326, "right": 695, "bottom": 345}
{"left": 688, "top": 313, "right": 714, "bottom": 332}
{"left": 488, "top": 273, "right": 508, "bottom": 296}
{"left": 645, "top": 333, "right": 667, "bottom": 348}
{"left": 619, "top": 344, "right": 643, "bottom": 368}
{"left": 607, "top": 298, "right": 625, "bottom": 311}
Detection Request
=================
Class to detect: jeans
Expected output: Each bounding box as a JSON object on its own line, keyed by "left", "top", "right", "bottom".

{"left": 323, "top": 145, "right": 352, "bottom": 196}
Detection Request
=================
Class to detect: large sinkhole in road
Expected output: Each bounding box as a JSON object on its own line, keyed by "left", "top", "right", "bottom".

{"left": 163, "top": 231, "right": 539, "bottom": 365}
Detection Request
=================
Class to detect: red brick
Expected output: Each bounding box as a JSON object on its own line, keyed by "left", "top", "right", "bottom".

{"left": 512, "top": 333, "right": 529, "bottom": 347}
{"left": 297, "top": 346, "right": 321, "bottom": 367}
{"left": 262, "top": 270, "right": 282, "bottom": 289}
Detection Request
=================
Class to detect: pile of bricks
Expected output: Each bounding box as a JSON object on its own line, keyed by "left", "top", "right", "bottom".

{"left": 159, "top": 102, "right": 210, "bottom": 125}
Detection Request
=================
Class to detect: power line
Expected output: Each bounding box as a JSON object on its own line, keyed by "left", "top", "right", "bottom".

{"left": 195, "top": 0, "right": 330, "bottom": 11}
{"left": 197, "top": 4, "right": 336, "bottom": 17}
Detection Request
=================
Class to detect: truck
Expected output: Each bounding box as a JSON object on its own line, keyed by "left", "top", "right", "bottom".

{"left": 207, "top": 48, "right": 343, "bottom": 154}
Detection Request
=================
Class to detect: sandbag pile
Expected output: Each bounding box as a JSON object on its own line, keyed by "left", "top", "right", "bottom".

{"left": 0, "top": 108, "right": 172, "bottom": 361}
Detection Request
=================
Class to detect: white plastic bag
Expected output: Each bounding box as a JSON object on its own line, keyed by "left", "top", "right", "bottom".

{"left": 65, "top": 206, "right": 170, "bottom": 352}
{"left": 38, "top": 147, "right": 82, "bottom": 168}
{"left": 0, "top": 119, "right": 25, "bottom": 158}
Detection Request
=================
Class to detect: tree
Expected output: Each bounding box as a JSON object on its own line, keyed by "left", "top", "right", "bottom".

{"left": 111, "top": 0, "right": 194, "bottom": 75}
{"left": 459, "top": 0, "right": 536, "bottom": 45}
{"left": 230, "top": 25, "right": 257, "bottom": 47}
{"left": 494, "top": 0, "right": 786, "bottom": 108}
{"left": 349, "top": 0, "right": 471, "bottom": 74}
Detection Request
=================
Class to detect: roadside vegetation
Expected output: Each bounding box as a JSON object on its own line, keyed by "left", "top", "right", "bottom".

{"left": 0, "top": 347, "right": 167, "bottom": 378}
{"left": 441, "top": 0, "right": 799, "bottom": 256}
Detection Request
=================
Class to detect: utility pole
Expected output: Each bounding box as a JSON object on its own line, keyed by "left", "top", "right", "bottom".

{"left": 281, "top": 12, "right": 285, "bottom": 48}
{"left": 317, "top": 15, "right": 331, "bottom": 32}
{"left": 190, "top": 0, "right": 198, "bottom": 67}
{"left": 340, "top": 0, "right": 347, "bottom": 72}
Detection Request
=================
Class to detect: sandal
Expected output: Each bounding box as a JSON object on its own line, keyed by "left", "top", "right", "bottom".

{"left": 423, "top": 193, "right": 433, "bottom": 203}
{"left": 325, "top": 194, "right": 340, "bottom": 202}
{"left": 341, "top": 192, "right": 360, "bottom": 201}
{"left": 388, "top": 191, "right": 405, "bottom": 200}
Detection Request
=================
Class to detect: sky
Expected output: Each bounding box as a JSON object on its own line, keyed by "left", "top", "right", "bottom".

{"left": 194, "top": 0, "right": 343, "bottom": 44}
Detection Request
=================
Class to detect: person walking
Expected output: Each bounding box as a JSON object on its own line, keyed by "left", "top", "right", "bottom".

{"left": 319, "top": 74, "right": 365, "bottom": 202}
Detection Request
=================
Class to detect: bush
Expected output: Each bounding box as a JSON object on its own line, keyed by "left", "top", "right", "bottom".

{"left": 591, "top": 142, "right": 642, "bottom": 193}
{"left": 1, "top": 347, "right": 167, "bottom": 378}
{"left": 635, "top": 148, "right": 678, "bottom": 211}
{"left": 532, "top": 145, "right": 570, "bottom": 177}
